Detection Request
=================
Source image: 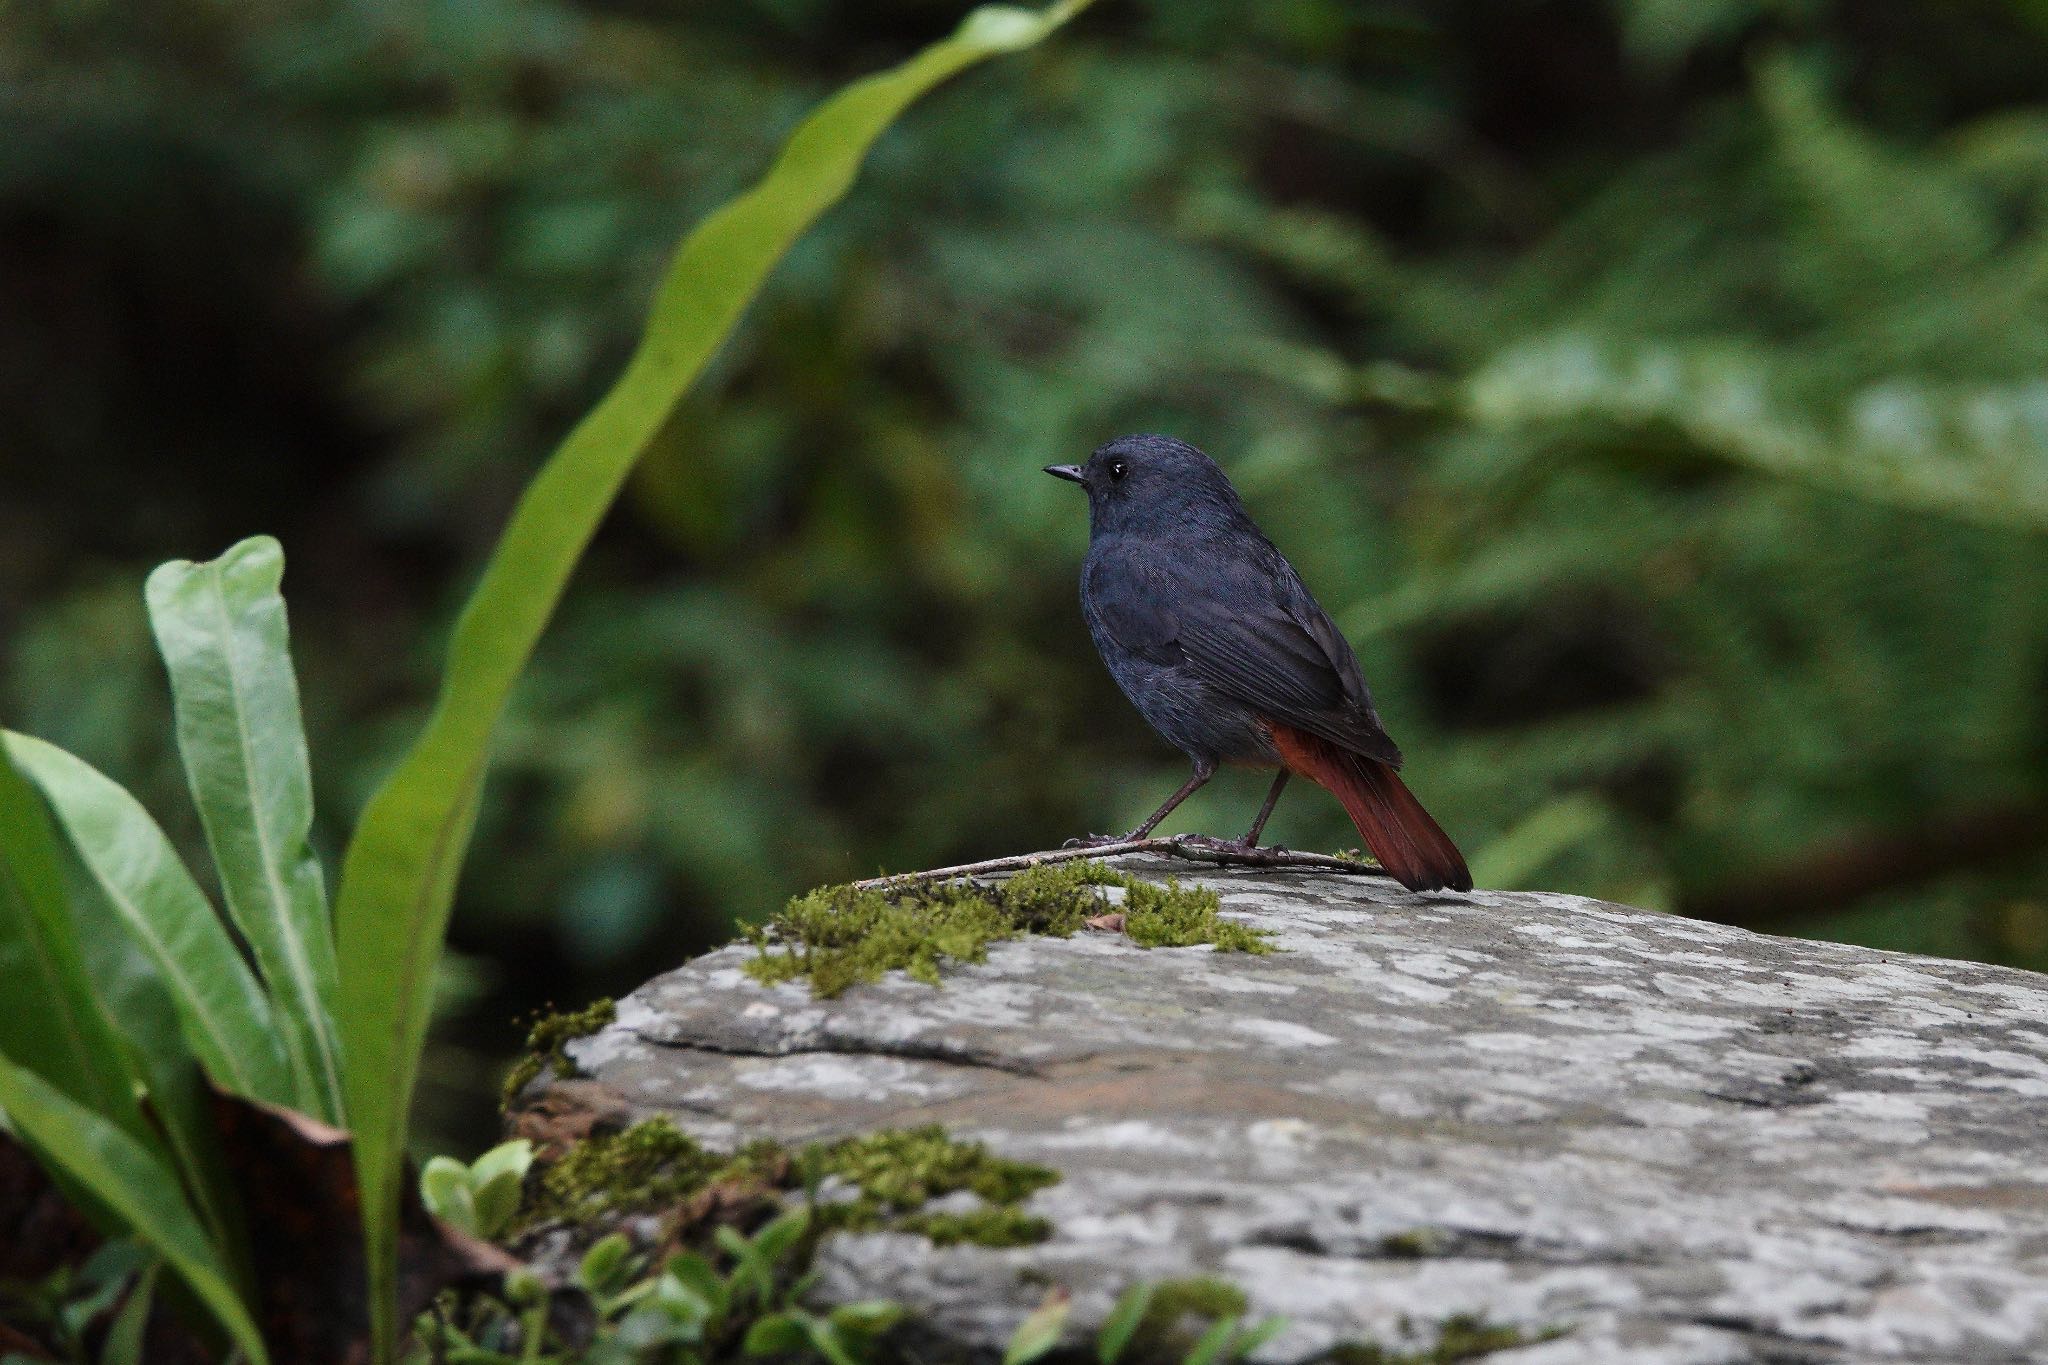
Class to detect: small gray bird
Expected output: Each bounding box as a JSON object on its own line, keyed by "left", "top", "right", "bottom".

{"left": 1045, "top": 434, "right": 1470, "bottom": 892}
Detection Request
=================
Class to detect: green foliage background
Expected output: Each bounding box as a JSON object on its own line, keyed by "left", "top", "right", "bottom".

{"left": 6, "top": 0, "right": 2048, "bottom": 1144}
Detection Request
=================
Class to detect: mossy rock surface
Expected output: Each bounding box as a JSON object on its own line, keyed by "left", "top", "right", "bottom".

{"left": 518, "top": 1116, "right": 1055, "bottom": 1250}
{"left": 740, "top": 859, "right": 1267, "bottom": 999}
{"left": 514, "top": 852, "right": 2048, "bottom": 1363}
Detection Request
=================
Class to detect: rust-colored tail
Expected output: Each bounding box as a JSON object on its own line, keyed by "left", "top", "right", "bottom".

{"left": 1270, "top": 724, "right": 1472, "bottom": 893}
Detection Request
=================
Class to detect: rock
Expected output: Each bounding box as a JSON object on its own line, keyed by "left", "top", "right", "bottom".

{"left": 534, "top": 853, "right": 2048, "bottom": 1364}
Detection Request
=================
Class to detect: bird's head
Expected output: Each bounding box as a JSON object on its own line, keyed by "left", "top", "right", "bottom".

{"left": 1044, "top": 434, "right": 1244, "bottom": 536}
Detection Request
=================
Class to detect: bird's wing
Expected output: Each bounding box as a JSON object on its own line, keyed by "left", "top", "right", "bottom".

{"left": 1089, "top": 538, "right": 1404, "bottom": 767}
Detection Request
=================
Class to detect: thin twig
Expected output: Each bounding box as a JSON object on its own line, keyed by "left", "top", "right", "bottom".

{"left": 851, "top": 835, "right": 1388, "bottom": 893}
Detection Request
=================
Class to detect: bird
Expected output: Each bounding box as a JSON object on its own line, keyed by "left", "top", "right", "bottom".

{"left": 1045, "top": 433, "right": 1471, "bottom": 893}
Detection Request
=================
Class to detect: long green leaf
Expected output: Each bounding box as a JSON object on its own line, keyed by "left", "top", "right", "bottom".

{"left": 4, "top": 732, "right": 293, "bottom": 1105}
{"left": 99, "top": 1259, "right": 160, "bottom": 1365}
{"left": 146, "top": 536, "right": 344, "bottom": 1121}
{"left": 0, "top": 738, "right": 147, "bottom": 1139}
{"left": 0, "top": 1058, "right": 268, "bottom": 1365}
{"left": 0, "top": 737, "right": 246, "bottom": 1261}
{"left": 331, "top": 5, "right": 1094, "bottom": 1357}
{"left": 54, "top": 849, "right": 249, "bottom": 1259}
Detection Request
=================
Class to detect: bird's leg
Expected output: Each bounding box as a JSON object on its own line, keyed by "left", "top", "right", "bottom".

{"left": 1238, "top": 769, "right": 1290, "bottom": 848}
{"left": 1126, "top": 762, "right": 1215, "bottom": 839}
{"left": 1177, "top": 769, "right": 1292, "bottom": 853}
{"left": 1064, "top": 761, "right": 1215, "bottom": 847}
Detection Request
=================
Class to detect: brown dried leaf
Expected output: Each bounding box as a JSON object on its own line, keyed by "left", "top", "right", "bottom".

{"left": 0, "top": 1132, "right": 99, "bottom": 1280}
{"left": 208, "top": 1091, "right": 519, "bottom": 1365}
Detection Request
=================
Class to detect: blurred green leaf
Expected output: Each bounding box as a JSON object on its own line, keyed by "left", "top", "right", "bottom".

{"left": 146, "top": 536, "right": 344, "bottom": 1122}
{"left": 744, "top": 1313, "right": 810, "bottom": 1356}
{"left": 1097, "top": 1282, "right": 1155, "bottom": 1365}
{"left": 829, "top": 1301, "right": 907, "bottom": 1339}
{"left": 0, "top": 1057, "right": 268, "bottom": 1365}
{"left": 467, "top": 1139, "right": 532, "bottom": 1239}
{"left": 1181, "top": 1316, "right": 1241, "bottom": 1365}
{"left": 1466, "top": 335, "right": 2048, "bottom": 531}
{"left": 0, "top": 737, "right": 147, "bottom": 1140}
{"left": 3, "top": 731, "right": 293, "bottom": 1105}
{"left": 1004, "top": 1287, "right": 1070, "bottom": 1365}
{"left": 1232, "top": 1317, "right": 1288, "bottom": 1360}
{"left": 97, "top": 1259, "right": 157, "bottom": 1365}
{"left": 419, "top": 1155, "right": 476, "bottom": 1234}
{"left": 577, "top": 1231, "right": 636, "bottom": 1300}
{"left": 663, "top": 1249, "right": 729, "bottom": 1319}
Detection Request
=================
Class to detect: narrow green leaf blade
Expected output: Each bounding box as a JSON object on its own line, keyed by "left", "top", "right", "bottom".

{"left": 0, "top": 737, "right": 147, "bottom": 1138}
{"left": 1181, "top": 1316, "right": 1241, "bottom": 1365}
{"left": 68, "top": 876, "right": 248, "bottom": 1260}
{"left": 1005, "top": 1288, "right": 1071, "bottom": 1365}
{"left": 0, "top": 1058, "right": 268, "bottom": 1365}
{"left": 145, "top": 536, "right": 343, "bottom": 1121}
{"left": 0, "top": 736, "right": 248, "bottom": 1260}
{"left": 3, "top": 731, "right": 293, "bottom": 1105}
{"left": 332, "top": 5, "right": 1095, "bottom": 1357}
{"left": 743, "top": 1313, "right": 809, "bottom": 1357}
{"left": 799, "top": 1314, "right": 862, "bottom": 1365}
{"left": 99, "top": 1259, "right": 159, "bottom": 1365}
{"left": 1229, "top": 1316, "right": 1289, "bottom": 1361}
{"left": 1097, "top": 1282, "right": 1155, "bottom": 1365}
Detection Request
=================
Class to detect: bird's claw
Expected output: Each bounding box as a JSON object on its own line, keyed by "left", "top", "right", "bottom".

{"left": 1061, "top": 833, "right": 1129, "bottom": 849}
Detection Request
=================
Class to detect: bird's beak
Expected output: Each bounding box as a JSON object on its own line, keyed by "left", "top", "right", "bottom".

{"left": 1043, "top": 464, "right": 1085, "bottom": 485}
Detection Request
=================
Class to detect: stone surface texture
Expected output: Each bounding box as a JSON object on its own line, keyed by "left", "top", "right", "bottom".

{"left": 541, "top": 854, "right": 2048, "bottom": 1363}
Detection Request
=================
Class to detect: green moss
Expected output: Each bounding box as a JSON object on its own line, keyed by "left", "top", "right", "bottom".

{"left": 984, "top": 860, "right": 1107, "bottom": 926}
{"left": 1378, "top": 1228, "right": 1448, "bottom": 1258}
{"left": 500, "top": 997, "right": 616, "bottom": 1105}
{"left": 742, "top": 882, "right": 1019, "bottom": 998}
{"left": 527, "top": 1116, "right": 722, "bottom": 1224}
{"left": 520, "top": 1119, "right": 1058, "bottom": 1251}
{"left": 807, "top": 1125, "right": 1060, "bottom": 1212}
{"left": 742, "top": 860, "right": 1272, "bottom": 998}
{"left": 1324, "top": 1315, "right": 1547, "bottom": 1364}
{"left": 896, "top": 1206, "right": 1052, "bottom": 1247}
{"left": 1120, "top": 877, "right": 1270, "bottom": 954}
{"left": 1144, "top": 1276, "right": 1249, "bottom": 1321}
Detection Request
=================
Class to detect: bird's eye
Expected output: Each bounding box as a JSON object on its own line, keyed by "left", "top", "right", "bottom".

{"left": 1108, "top": 460, "right": 1129, "bottom": 481}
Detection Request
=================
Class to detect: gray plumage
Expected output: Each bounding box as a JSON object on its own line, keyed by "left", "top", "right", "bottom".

{"left": 1064, "top": 434, "right": 1401, "bottom": 770}
{"left": 1045, "top": 432, "right": 1470, "bottom": 893}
